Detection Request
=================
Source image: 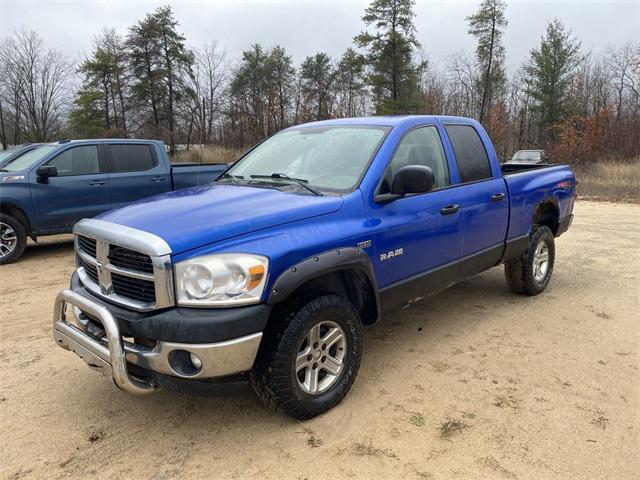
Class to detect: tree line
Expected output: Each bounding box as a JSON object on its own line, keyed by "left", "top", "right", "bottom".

{"left": 0, "top": 0, "right": 638, "bottom": 164}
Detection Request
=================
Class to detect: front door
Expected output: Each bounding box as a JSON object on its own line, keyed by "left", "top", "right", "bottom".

{"left": 30, "top": 144, "right": 112, "bottom": 233}
{"left": 368, "top": 125, "right": 463, "bottom": 310}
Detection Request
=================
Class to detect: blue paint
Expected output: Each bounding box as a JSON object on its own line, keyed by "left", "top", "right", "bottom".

{"left": 97, "top": 115, "right": 575, "bottom": 300}
{"left": 0, "top": 139, "right": 227, "bottom": 236}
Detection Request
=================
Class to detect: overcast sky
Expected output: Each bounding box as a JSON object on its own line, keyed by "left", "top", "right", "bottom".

{"left": 1, "top": 0, "right": 638, "bottom": 72}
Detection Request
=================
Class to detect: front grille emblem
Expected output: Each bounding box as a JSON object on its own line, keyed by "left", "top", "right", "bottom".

{"left": 95, "top": 239, "right": 113, "bottom": 295}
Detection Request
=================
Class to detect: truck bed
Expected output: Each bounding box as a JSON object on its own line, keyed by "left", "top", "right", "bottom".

{"left": 170, "top": 162, "right": 227, "bottom": 190}
{"left": 503, "top": 163, "right": 575, "bottom": 241}
{"left": 501, "top": 163, "right": 556, "bottom": 175}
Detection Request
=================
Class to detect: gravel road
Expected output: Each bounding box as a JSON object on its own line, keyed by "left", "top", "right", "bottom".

{"left": 1, "top": 200, "right": 638, "bottom": 479}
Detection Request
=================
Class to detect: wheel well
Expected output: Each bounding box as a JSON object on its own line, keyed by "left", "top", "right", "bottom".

{"left": 273, "top": 269, "right": 379, "bottom": 326}
{"left": 533, "top": 200, "right": 559, "bottom": 236}
{"left": 0, "top": 204, "right": 31, "bottom": 236}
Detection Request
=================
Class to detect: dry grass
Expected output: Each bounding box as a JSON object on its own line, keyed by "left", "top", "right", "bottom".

{"left": 575, "top": 160, "right": 640, "bottom": 203}
{"left": 172, "top": 145, "right": 246, "bottom": 164}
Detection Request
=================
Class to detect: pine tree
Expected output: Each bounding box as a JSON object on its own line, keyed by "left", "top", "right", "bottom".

{"left": 127, "top": 6, "right": 193, "bottom": 154}
{"left": 467, "top": 0, "right": 508, "bottom": 125}
{"left": 301, "top": 53, "right": 336, "bottom": 120}
{"left": 354, "top": 0, "right": 421, "bottom": 114}
{"left": 525, "top": 19, "right": 581, "bottom": 144}
{"left": 68, "top": 89, "right": 107, "bottom": 137}
{"left": 336, "top": 48, "right": 367, "bottom": 117}
{"left": 266, "top": 46, "right": 295, "bottom": 130}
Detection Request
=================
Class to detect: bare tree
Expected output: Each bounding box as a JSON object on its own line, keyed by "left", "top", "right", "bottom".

{"left": 197, "top": 42, "right": 227, "bottom": 144}
{"left": 0, "top": 29, "right": 70, "bottom": 142}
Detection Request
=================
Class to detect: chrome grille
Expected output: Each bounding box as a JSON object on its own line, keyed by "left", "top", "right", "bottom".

{"left": 112, "top": 273, "right": 157, "bottom": 303}
{"left": 78, "top": 236, "right": 97, "bottom": 257}
{"left": 80, "top": 257, "right": 99, "bottom": 284}
{"left": 73, "top": 219, "right": 174, "bottom": 312}
{"left": 108, "top": 245, "right": 154, "bottom": 273}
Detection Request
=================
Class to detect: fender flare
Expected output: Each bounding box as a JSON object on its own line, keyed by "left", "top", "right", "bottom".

{"left": 531, "top": 197, "right": 560, "bottom": 235}
{"left": 267, "top": 247, "right": 380, "bottom": 320}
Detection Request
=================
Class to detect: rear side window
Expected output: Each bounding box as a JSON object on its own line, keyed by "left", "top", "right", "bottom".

{"left": 445, "top": 125, "right": 492, "bottom": 183}
{"left": 110, "top": 144, "right": 156, "bottom": 172}
{"left": 48, "top": 145, "right": 100, "bottom": 176}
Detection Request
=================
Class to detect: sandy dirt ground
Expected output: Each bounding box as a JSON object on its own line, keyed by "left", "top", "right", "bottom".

{"left": 1, "top": 200, "right": 638, "bottom": 480}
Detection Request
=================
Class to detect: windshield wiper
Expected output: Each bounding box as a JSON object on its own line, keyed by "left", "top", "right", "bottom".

{"left": 216, "top": 172, "right": 245, "bottom": 184}
{"left": 250, "top": 173, "right": 323, "bottom": 196}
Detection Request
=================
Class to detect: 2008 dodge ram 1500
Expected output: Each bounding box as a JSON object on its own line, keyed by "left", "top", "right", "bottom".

{"left": 0, "top": 139, "right": 226, "bottom": 264}
{"left": 53, "top": 116, "right": 575, "bottom": 419}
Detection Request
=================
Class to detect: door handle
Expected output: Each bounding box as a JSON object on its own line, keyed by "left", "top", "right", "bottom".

{"left": 491, "top": 192, "right": 506, "bottom": 202}
{"left": 440, "top": 204, "right": 460, "bottom": 215}
{"left": 151, "top": 176, "right": 167, "bottom": 182}
{"left": 89, "top": 180, "right": 107, "bottom": 186}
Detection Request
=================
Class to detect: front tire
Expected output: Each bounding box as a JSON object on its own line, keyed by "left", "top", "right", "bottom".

{"left": 505, "top": 226, "right": 555, "bottom": 295}
{"left": 251, "top": 294, "right": 363, "bottom": 420}
{"left": 0, "top": 214, "right": 27, "bottom": 265}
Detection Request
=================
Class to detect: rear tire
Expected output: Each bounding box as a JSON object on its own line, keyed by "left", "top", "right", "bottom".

{"left": 505, "top": 226, "right": 555, "bottom": 295}
{"left": 0, "top": 214, "right": 27, "bottom": 265}
{"left": 251, "top": 294, "right": 363, "bottom": 420}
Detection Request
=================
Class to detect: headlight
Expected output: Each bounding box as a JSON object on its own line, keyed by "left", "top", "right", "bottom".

{"left": 175, "top": 253, "right": 268, "bottom": 307}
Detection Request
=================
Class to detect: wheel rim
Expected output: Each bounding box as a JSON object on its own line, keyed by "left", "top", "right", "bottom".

{"left": 295, "top": 320, "right": 347, "bottom": 395}
{"left": 0, "top": 222, "right": 17, "bottom": 258}
{"left": 533, "top": 239, "right": 550, "bottom": 282}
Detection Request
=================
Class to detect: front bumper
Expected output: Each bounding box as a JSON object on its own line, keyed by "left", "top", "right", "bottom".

{"left": 53, "top": 289, "right": 263, "bottom": 394}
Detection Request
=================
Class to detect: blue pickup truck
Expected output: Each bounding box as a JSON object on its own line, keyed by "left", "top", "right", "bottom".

{"left": 0, "top": 139, "right": 226, "bottom": 263}
{"left": 53, "top": 116, "right": 575, "bottom": 419}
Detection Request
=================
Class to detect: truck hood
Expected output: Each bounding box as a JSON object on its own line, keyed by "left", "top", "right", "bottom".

{"left": 98, "top": 184, "right": 344, "bottom": 255}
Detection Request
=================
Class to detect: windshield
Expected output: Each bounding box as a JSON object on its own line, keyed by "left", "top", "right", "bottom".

{"left": 223, "top": 125, "right": 390, "bottom": 192}
{"left": 511, "top": 151, "right": 542, "bottom": 162}
{"left": 0, "top": 149, "right": 16, "bottom": 165}
{"left": 2, "top": 145, "right": 56, "bottom": 172}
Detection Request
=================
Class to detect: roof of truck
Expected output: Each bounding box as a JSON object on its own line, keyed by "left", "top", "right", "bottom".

{"left": 44, "top": 138, "right": 164, "bottom": 146}
{"left": 297, "top": 115, "right": 477, "bottom": 129}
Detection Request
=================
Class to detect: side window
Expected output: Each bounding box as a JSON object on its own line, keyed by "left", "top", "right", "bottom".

{"left": 444, "top": 125, "right": 492, "bottom": 183}
{"left": 387, "top": 126, "right": 450, "bottom": 190}
{"left": 110, "top": 144, "right": 156, "bottom": 173}
{"left": 47, "top": 145, "right": 100, "bottom": 176}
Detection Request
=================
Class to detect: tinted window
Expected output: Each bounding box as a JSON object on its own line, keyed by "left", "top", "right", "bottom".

{"left": 48, "top": 146, "right": 100, "bottom": 176}
{"left": 445, "top": 125, "right": 492, "bottom": 183}
{"left": 110, "top": 144, "right": 156, "bottom": 172}
{"left": 389, "top": 126, "right": 450, "bottom": 189}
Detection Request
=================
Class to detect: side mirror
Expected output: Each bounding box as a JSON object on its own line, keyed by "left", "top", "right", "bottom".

{"left": 36, "top": 165, "right": 57, "bottom": 183}
{"left": 391, "top": 165, "right": 434, "bottom": 195}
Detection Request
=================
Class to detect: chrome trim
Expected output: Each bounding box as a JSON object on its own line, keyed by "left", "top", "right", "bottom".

{"left": 127, "top": 333, "right": 263, "bottom": 379}
{"left": 77, "top": 267, "right": 156, "bottom": 311}
{"left": 74, "top": 218, "right": 171, "bottom": 256}
{"left": 73, "top": 219, "right": 174, "bottom": 311}
{"left": 53, "top": 289, "right": 155, "bottom": 395}
{"left": 53, "top": 289, "right": 263, "bottom": 391}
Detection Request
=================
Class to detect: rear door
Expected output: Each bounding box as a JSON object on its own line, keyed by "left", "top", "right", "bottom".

{"left": 442, "top": 123, "right": 509, "bottom": 277}
{"left": 29, "top": 144, "right": 111, "bottom": 232}
{"left": 106, "top": 142, "right": 171, "bottom": 209}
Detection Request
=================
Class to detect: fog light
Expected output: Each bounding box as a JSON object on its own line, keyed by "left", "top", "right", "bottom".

{"left": 189, "top": 352, "right": 202, "bottom": 371}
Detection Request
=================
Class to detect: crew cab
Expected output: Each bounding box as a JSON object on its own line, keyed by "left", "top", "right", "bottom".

{"left": 0, "top": 139, "right": 226, "bottom": 263}
{"left": 52, "top": 116, "right": 575, "bottom": 419}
